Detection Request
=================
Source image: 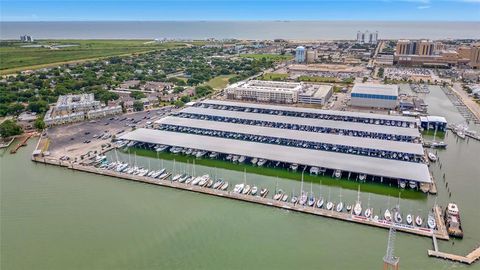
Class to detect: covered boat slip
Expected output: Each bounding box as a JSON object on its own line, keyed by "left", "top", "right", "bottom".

{"left": 178, "top": 107, "right": 420, "bottom": 140}
{"left": 198, "top": 99, "right": 417, "bottom": 126}
{"left": 156, "top": 117, "right": 424, "bottom": 157}
{"left": 120, "top": 128, "right": 432, "bottom": 184}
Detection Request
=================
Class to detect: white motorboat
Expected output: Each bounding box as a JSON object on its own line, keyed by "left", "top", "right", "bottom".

{"left": 178, "top": 174, "right": 189, "bottom": 183}
{"left": 198, "top": 175, "right": 210, "bottom": 186}
{"left": 364, "top": 208, "right": 372, "bottom": 218}
{"left": 353, "top": 202, "right": 362, "bottom": 216}
{"left": 334, "top": 169, "right": 342, "bottom": 179}
{"left": 406, "top": 214, "right": 413, "bottom": 225}
{"left": 291, "top": 195, "right": 298, "bottom": 204}
{"left": 316, "top": 198, "right": 324, "bottom": 208}
{"left": 206, "top": 179, "right": 214, "bottom": 188}
{"left": 191, "top": 176, "right": 203, "bottom": 186}
{"left": 242, "top": 184, "right": 251, "bottom": 194}
{"left": 394, "top": 211, "right": 403, "bottom": 223}
{"left": 358, "top": 174, "right": 366, "bottom": 181}
{"left": 299, "top": 192, "right": 308, "bottom": 205}
{"left": 220, "top": 181, "right": 229, "bottom": 190}
{"left": 399, "top": 180, "right": 406, "bottom": 189}
{"left": 427, "top": 213, "right": 436, "bottom": 229}
{"left": 409, "top": 181, "right": 417, "bottom": 189}
{"left": 428, "top": 152, "right": 437, "bottom": 162}
{"left": 172, "top": 174, "right": 182, "bottom": 182}
{"left": 307, "top": 194, "right": 316, "bottom": 207}
{"left": 336, "top": 201, "right": 344, "bottom": 212}
{"left": 260, "top": 188, "right": 268, "bottom": 197}
{"left": 251, "top": 157, "right": 258, "bottom": 165}
{"left": 238, "top": 156, "right": 246, "bottom": 163}
{"left": 384, "top": 209, "right": 392, "bottom": 221}
{"left": 185, "top": 176, "right": 194, "bottom": 184}
{"left": 251, "top": 186, "right": 258, "bottom": 196}
{"left": 233, "top": 183, "right": 245, "bottom": 193}
{"left": 273, "top": 190, "right": 284, "bottom": 200}
{"left": 281, "top": 194, "right": 288, "bottom": 202}
{"left": 415, "top": 216, "right": 423, "bottom": 227}
{"left": 290, "top": 163, "right": 299, "bottom": 171}
{"left": 326, "top": 202, "right": 334, "bottom": 210}
{"left": 213, "top": 179, "right": 224, "bottom": 189}
{"left": 257, "top": 159, "right": 267, "bottom": 166}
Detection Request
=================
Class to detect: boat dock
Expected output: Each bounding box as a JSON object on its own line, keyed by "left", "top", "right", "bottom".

{"left": 428, "top": 244, "right": 480, "bottom": 265}
{"left": 0, "top": 137, "right": 15, "bottom": 149}
{"left": 32, "top": 156, "right": 450, "bottom": 241}
{"left": 10, "top": 134, "right": 33, "bottom": 154}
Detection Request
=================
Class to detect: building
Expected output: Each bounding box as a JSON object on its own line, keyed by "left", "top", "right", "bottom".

{"left": 356, "top": 31, "right": 378, "bottom": 44}
{"left": 225, "top": 80, "right": 332, "bottom": 105}
{"left": 298, "top": 84, "right": 333, "bottom": 105}
{"left": 395, "top": 40, "right": 434, "bottom": 56}
{"left": 17, "top": 112, "right": 37, "bottom": 129}
{"left": 20, "top": 35, "right": 34, "bottom": 42}
{"left": 394, "top": 39, "right": 468, "bottom": 67}
{"left": 295, "top": 46, "right": 306, "bottom": 63}
{"left": 351, "top": 83, "right": 399, "bottom": 109}
{"left": 121, "top": 99, "right": 431, "bottom": 188}
{"left": 471, "top": 44, "right": 480, "bottom": 69}
{"left": 419, "top": 116, "right": 447, "bottom": 132}
{"left": 306, "top": 49, "right": 317, "bottom": 64}
{"left": 43, "top": 94, "right": 121, "bottom": 126}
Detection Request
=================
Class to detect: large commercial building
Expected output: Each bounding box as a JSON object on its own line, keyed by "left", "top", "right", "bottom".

{"left": 295, "top": 46, "right": 306, "bottom": 63}
{"left": 356, "top": 31, "right": 378, "bottom": 44}
{"left": 225, "top": 80, "right": 332, "bottom": 105}
{"left": 120, "top": 100, "right": 430, "bottom": 188}
{"left": 351, "top": 83, "right": 399, "bottom": 109}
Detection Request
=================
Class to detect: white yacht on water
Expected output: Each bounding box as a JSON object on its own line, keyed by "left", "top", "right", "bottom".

{"left": 427, "top": 213, "right": 436, "bottom": 229}
{"left": 384, "top": 209, "right": 392, "bottom": 221}
{"left": 428, "top": 152, "right": 437, "bottom": 162}
{"left": 353, "top": 186, "right": 362, "bottom": 216}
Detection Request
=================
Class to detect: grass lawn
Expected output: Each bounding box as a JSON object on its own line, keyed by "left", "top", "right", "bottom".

{"left": 260, "top": 73, "right": 289, "bottom": 81}
{"left": 126, "top": 147, "right": 426, "bottom": 200}
{"left": 0, "top": 39, "right": 188, "bottom": 74}
{"left": 422, "top": 129, "right": 446, "bottom": 138}
{"left": 298, "top": 75, "right": 343, "bottom": 83}
{"left": 204, "top": 74, "right": 234, "bottom": 89}
{"left": 240, "top": 53, "right": 292, "bottom": 62}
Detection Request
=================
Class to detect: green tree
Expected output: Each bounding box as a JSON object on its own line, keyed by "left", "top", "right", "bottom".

{"left": 174, "top": 99, "right": 185, "bottom": 107}
{"left": 8, "top": 103, "right": 25, "bottom": 115}
{"left": 133, "top": 100, "right": 144, "bottom": 111}
{"left": 28, "top": 100, "right": 49, "bottom": 113}
{"left": 130, "top": 91, "right": 146, "bottom": 100}
{"left": 0, "top": 120, "right": 23, "bottom": 138}
{"left": 34, "top": 117, "right": 46, "bottom": 130}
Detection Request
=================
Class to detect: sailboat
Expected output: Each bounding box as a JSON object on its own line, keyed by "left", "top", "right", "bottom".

{"left": 290, "top": 189, "right": 298, "bottom": 204}
{"left": 251, "top": 186, "right": 258, "bottom": 196}
{"left": 415, "top": 216, "right": 423, "bottom": 227}
{"left": 299, "top": 172, "right": 307, "bottom": 205}
{"left": 326, "top": 188, "right": 333, "bottom": 210}
{"left": 353, "top": 185, "right": 362, "bottom": 216}
{"left": 307, "top": 181, "right": 315, "bottom": 207}
{"left": 406, "top": 214, "right": 413, "bottom": 225}
{"left": 384, "top": 209, "right": 392, "bottom": 221}
{"left": 336, "top": 189, "right": 344, "bottom": 212}
{"left": 241, "top": 169, "right": 250, "bottom": 194}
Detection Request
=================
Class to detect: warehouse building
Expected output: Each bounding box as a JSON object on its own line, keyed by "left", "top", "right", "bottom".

{"left": 350, "top": 83, "right": 399, "bottom": 109}
{"left": 121, "top": 100, "right": 431, "bottom": 188}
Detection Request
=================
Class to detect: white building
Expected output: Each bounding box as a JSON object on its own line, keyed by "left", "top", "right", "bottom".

{"left": 351, "top": 83, "right": 399, "bottom": 109}
{"left": 55, "top": 93, "right": 101, "bottom": 113}
{"left": 225, "top": 80, "right": 332, "bottom": 105}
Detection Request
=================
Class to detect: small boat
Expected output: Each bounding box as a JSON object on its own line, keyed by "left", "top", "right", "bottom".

{"left": 290, "top": 163, "right": 299, "bottom": 171}
{"left": 409, "top": 181, "right": 417, "bottom": 189}
{"left": 299, "top": 192, "right": 308, "bottom": 205}
{"left": 415, "top": 216, "right": 423, "bottom": 227}
{"left": 209, "top": 152, "right": 218, "bottom": 158}
{"left": 334, "top": 169, "right": 342, "bottom": 179}
{"left": 346, "top": 205, "right": 352, "bottom": 212}
{"left": 273, "top": 189, "right": 284, "bottom": 200}
{"left": 358, "top": 174, "right": 366, "bottom": 181}
{"left": 242, "top": 184, "right": 251, "bottom": 195}
{"left": 232, "top": 155, "right": 239, "bottom": 162}
{"left": 427, "top": 213, "right": 436, "bottom": 229}
{"left": 399, "top": 180, "right": 406, "bottom": 189}
{"left": 384, "top": 209, "right": 392, "bottom": 221}
{"left": 353, "top": 202, "right": 362, "bottom": 216}
{"left": 226, "top": 154, "right": 233, "bottom": 161}
{"left": 260, "top": 188, "right": 268, "bottom": 197}
{"left": 251, "top": 186, "right": 258, "bottom": 196}
{"left": 291, "top": 195, "right": 298, "bottom": 204}
{"left": 336, "top": 201, "right": 344, "bottom": 212}
{"left": 257, "top": 159, "right": 267, "bottom": 166}
{"left": 316, "top": 198, "right": 324, "bottom": 208}
{"left": 326, "top": 202, "right": 334, "bottom": 210}
{"left": 394, "top": 211, "right": 403, "bottom": 223}
{"left": 428, "top": 152, "right": 437, "bottom": 162}
{"left": 364, "top": 208, "right": 372, "bottom": 218}
{"left": 206, "top": 179, "right": 214, "bottom": 188}
{"left": 172, "top": 174, "right": 182, "bottom": 182}
{"left": 213, "top": 179, "right": 224, "bottom": 189}
{"left": 178, "top": 174, "right": 189, "bottom": 183}
{"left": 238, "top": 156, "right": 246, "bottom": 163}
{"left": 307, "top": 194, "right": 316, "bottom": 207}
{"left": 406, "top": 214, "right": 413, "bottom": 225}
{"left": 251, "top": 157, "right": 258, "bottom": 165}
{"left": 220, "top": 181, "right": 229, "bottom": 190}
{"left": 185, "top": 176, "right": 194, "bottom": 184}
{"left": 233, "top": 183, "right": 245, "bottom": 193}
{"left": 198, "top": 175, "right": 209, "bottom": 186}
{"left": 191, "top": 176, "right": 203, "bottom": 186}
{"left": 281, "top": 194, "right": 288, "bottom": 202}
{"left": 373, "top": 215, "right": 379, "bottom": 221}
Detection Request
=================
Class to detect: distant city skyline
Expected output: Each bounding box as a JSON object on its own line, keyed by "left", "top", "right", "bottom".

{"left": 1, "top": 0, "right": 480, "bottom": 22}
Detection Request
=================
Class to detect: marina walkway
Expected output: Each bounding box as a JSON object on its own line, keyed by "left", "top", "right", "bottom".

{"left": 428, "top": 246, "right": 480, "bottom": 265}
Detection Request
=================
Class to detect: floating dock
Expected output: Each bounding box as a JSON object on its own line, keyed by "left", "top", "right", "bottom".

{"left": 32, "top": 156, "right": 449, "bottom": 240}
{"left": 10, "top": 134, "right": 33, "bottom": 154}
{"left": 428, "top": 245, "right": 480, "bottom": 265}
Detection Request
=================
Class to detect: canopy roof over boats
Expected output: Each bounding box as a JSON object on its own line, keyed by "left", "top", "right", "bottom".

{"left": 120, "top": 128, "right": 432, "bottom": 183}
{"left": 156, "top": 116, "right": 424, "bottom": 156}
{"left": 176, "top": 106, "right": 420, "bottom": 139}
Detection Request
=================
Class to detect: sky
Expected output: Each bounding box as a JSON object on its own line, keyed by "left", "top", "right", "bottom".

{"left": 1, "top": 0, "right": 479, "bottom": 21}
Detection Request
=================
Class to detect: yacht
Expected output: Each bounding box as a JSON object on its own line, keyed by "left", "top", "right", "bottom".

{"left": 260, "top": 188, "right": 268, "bottom": 197}
{"left": 185, "top": 176, "right": 194, "bottom": 184}
{"left": 238, "top": 156, "right": 246, "bottom": 163}
{"left": 242, "top": 184, "right": 251, "bottom": 195}
{"left": 358, "top": 174, "right": 366, "bottom": 181}
{"left": 307, "top": 194, "right": 316, "bottom": 207}
{"left": 250, "top": 186, "right": 258, "bottom": 196}
{"left": 213, "top": 179, "right": 224, "bottom": 189}
{"left": 179, "top": 174, "right": 189, "bottom": 183}
{"left": 220, "top": 181, "right": 229, "bottom": 190}
{"left": 199, "top": 175, "right": 210, "bottom": 186}
{"left": 364, "top": 208, "right": 372, "bottom": 218}
{"left": 326, "top": 201, "right": 334, "bottom": 211}
{"left": 172, "top": 174, "right": 182, "bottom": 182}
{"left": 399, "top": 180, "right": 406, "bottom": 189}
{"left": 406, "top": 214, "right": 413, "bottom": 225}
{"left": 346, "top": 205, "right": 352, "bottom": 212}
{"left": 226, "top": 154, "right": 233, "bottom": 161}
{"left": 353, "top": 202, "right": 362, "bottom": 216}
{"left": 415, "top": 216, "right": 423, "bottom": 227}
{"left": 257, "top": 159, "right": 267, "bottom": 166}
{"left": 299, "top": 192, "right": 308, "bottom": 205}
{"left": 291, "top": 195, "right": 298, "bottom": 204}
{"left": 233, "top": 183, "right": 245, "bottom": 193}
{"left": 428, "top": 152, "right": 437, "bottom": 162}
{"left": 427, "top": 213, "right": 436, "bottom": 229}
{"left": 336, "top": 201, "right": 344, "bottom": 212}
{"left": 232, "top": 155, "right": 239, "bottom": 163}
{"left": 209, "top": 152, "right": 218, "bottom": 158}
{"left": 316, "top": 198, "right": 324, "bottom": 208}
{"left": 384, "top": 209, "right": 392, "bottom": 221}
{"left": 281, "top": 194, "right": 289, "bottom": 202}
{"left": 251, "top": 157, "right": 258, "bottom": 165}
{"left": 273, "top": 189, "right": 284, "bottom": 201}
{"left": 409, "top": 181, "right": 417, "bottom": 189}
{"left": 290, "top": 163, "right": 299, "bottom": 171}
{"left": 394, "top": 211, "right": 403, "bottom": 223}
{"left": 191, "top": 176, "right": 203, "bottom": 186}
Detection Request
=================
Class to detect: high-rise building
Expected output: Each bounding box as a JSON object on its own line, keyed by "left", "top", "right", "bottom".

{"left": 295, "top": 46, "right": 306, "bottom": 63}
{"left": 395, "top": 39, "right": 434, "bottom": 56}
{"left": 355, "top": 31, "right": 378, "bottom": 44}
{"left": 417, "top": 40, "right": 434, "bottom": 56}
{"left": 306, "top": 49, "right": 317, "bottom": 63}
{"left": 470, "top": 44, "right": 480, "bottom": 69}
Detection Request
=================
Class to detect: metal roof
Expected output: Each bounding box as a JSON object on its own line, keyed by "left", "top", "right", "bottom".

{"left": 120, "top": 128, "right": 431, "bottom": 183}
{"left": 177, "top": 107, "right": 420, "bottom": 138}
{"left": 351, "top": 83, "right": 399, "bottom": 96}
{"left": 201, "top": 99, "right": 416, "bottom": 123}
{"left": 157, "top": 117, "right": 424, "bottom": 155}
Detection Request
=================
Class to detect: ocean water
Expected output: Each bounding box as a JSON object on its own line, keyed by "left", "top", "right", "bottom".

{"left": 1, "top": 21, "right": 480, "bottom": 40}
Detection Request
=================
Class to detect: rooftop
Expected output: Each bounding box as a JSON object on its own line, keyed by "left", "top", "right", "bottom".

{"left": 351, "top": 83, "right": 399, "bottom": 96}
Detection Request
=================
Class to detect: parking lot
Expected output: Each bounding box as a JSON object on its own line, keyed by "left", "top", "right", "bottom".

{"left": 46, "top": 107, "right": 174, "bottom": 160}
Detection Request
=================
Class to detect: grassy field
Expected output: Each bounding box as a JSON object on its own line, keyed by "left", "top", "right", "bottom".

{"left": 126, "top": 147, "right": 426, "bottom": 199}
{"left": 297, "top": 75, "right": 354, "bottom": 84}
{"left": 260, "top": 73, "right": 289, "bottom": 81}
{"left": 0, "top": 40, "right": 190, "bottom": 74}
{"left": 204, "top": 75, "right": 234, "bottom": 89}
{"left": 240, "top": 53, "right": 292, "bottom": 62}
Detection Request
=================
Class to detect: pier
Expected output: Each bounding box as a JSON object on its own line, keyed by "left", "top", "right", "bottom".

{"left": 10, "top": 134, "right": 33, "bottom": 154}
{"left": 32, "top": 156, "right": 449, "bottom": 240}
{"left": 428, "top": 245, "right": 480, "bottom": 265}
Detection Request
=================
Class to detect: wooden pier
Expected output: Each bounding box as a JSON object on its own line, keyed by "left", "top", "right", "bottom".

{"left": 10, "top": 134, "right": 33, "bottom": 154}
{"left": 428, "top": 246, "right": 480, "bottom": 265}
{"left": 32, "top": 156, "right": 450, "bottom": 241}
